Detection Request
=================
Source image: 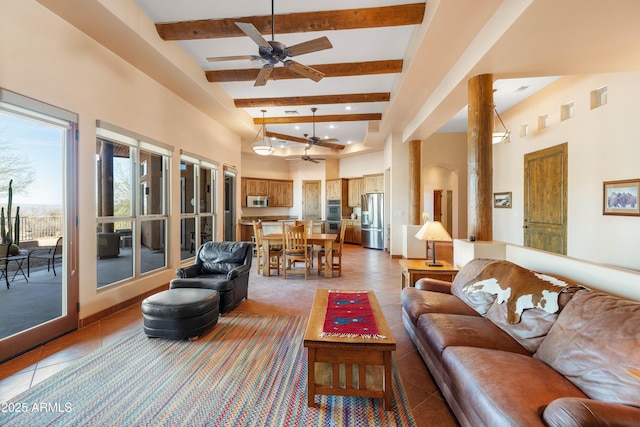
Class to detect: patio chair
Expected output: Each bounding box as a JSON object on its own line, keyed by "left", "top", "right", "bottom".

{"left": 28, "top": 237, "right": 63, "bottom": 277}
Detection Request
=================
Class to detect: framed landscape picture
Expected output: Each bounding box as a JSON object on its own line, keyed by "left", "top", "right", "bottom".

{"left": 493, "top": 192, "right": 512, "bottom": 208}
{"left": 603, "top": 179, "right": 640, "bottom": 216}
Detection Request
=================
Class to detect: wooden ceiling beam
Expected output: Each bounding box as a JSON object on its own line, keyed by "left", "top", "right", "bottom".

{"left": 255, "top": 113, "right": 382, "bottom": 125}
{"left": 207, "top": 60, "right": 402, "bottom": 82}
{"left": 234, "top": 92, "right": 390, "bottom": 108}
{"left": 156, "top": 4, "right": 426, "bottom": 40}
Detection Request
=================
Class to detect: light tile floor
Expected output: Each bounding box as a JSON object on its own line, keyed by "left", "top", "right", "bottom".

{"left": 0, "top": 244, "right": 458, "bottom": 427}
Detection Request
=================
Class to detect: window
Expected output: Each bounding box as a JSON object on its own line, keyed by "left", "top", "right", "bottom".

{"left": 96, "top": 122, "right": 172, "bottom": 287}
{"left": 561, "top": 102, "right": 574, "bottom": 121}
{"left": 538, "top": 113, "right": 549, "bottom": 130}
{"left": 591, "top": 86, "right": 608, "bottom": 109}
{"left": 180, "top": 152, "right": 217, "bottom": 261}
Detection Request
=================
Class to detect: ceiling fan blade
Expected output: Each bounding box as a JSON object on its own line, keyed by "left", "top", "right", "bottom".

{"left": 287, "top": 36, "right": 333, "bottom": 57}
{"left": 309, "top": 158, "right": 319, "bottom": 164}
{"left": 284, "top": 60, "right": 325, "bottom": 82}
{"left": 206, "top": 55, "right": 261, "bottom": 62}
{"left": 316, "top": 141, "right": 346, "bottom": 150}
{"left": 235, "top": 22, "right": 271, "bottom": 49}
{"left": 265, "top": 131, "right": 308, "bottom": 144}
{"left": 254, "top": 65, "right": 273, "bottom": 86}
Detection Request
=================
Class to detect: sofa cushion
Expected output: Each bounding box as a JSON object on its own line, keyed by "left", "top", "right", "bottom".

{"left": 443, "top": 346, "right": 587, "bottom": 427}
{"left": 534, "top": 290, "right": 640, "bottom": 407}
{"left": 401, "top": 287, "right": 479, "bottom": 326}
{"left": 417, "top": 313, "right": 530, "bottom": 358}
{"left": 484, "top": 285, "right": 583, "bottom": 353}
{"left": 450, "top": 258, "right": 502, "bottom": 315}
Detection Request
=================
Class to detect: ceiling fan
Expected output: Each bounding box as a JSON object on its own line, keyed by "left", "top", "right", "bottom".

{"left": 287, "top": 145, "right": 326, "bottom": 164}
{"left": 265, "top": 107, "right": 345, "bottom": 150}
{"left": 206, "top": 0, "right": 333, "bottom": 86}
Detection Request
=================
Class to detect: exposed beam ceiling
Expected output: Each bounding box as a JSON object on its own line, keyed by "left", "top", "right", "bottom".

{"left": 255, "top": 113, "right": 382, "bottom": 125}
{"left": 155, "top": 4, "right": 426, "bottom": 40}
{"left": 234, "top": 93, "right": 390, "bottom": 108}
{"left": 206, "top": 60, "right": 403, "bottom": 83}
{"left": 134, "top": 1, "right": 425, "bottom": 152}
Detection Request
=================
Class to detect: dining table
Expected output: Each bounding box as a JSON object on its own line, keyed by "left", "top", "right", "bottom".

{"left": 261, "top": 233, "right": 339, "bottom": 278}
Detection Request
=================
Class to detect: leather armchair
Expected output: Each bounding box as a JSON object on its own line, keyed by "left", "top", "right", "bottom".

{"left": 170, "top": 241, "right": 253, "bottom": 314}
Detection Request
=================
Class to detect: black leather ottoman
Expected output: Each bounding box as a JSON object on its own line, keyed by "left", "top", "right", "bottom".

{"left": 142, "top": 288, "right": 219, "bottom": 339}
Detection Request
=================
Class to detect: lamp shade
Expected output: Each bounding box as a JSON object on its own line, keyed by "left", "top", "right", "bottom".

{"left": 251, "top": 137, "right": 274, "bottom": 155}
{"left": 252, "top": 109, "right": 274, "bottom": 156}
{"left": 414, "top": 221, "right": 452, "bottom": 242}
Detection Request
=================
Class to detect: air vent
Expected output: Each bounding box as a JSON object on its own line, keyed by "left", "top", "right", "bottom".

{"left": 516, "top": 85, "right": 530, "bottom": 92}
{"left": 284, "top": 110, "right": 299, "bottom": 115}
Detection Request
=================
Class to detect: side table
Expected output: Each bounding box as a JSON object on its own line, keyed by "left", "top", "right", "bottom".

{"left": 398, "top": 259, "right": 459, "bottom": 289}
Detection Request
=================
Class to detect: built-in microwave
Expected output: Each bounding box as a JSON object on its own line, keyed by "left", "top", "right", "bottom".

{"left": 247, "top": 195, "right": 269, "bottom": 207}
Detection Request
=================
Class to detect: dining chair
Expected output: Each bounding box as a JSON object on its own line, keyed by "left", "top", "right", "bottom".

{"left": 317, "top": 219, "right": 347, "bottom": 277}
{"left": 283, "top": 224, "right": 310, "bottom": 279}
{"left": 253, "top": 220, "right": 281, "bottom": 276}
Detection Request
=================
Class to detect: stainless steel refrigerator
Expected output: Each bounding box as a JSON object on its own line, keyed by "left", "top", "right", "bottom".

{"left": 361, "top": 193, "right": 384, "bottom": 250}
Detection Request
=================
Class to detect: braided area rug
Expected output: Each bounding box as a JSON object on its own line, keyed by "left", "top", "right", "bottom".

{"left": 2, "top": 312, "right": 416, "bottom": 426}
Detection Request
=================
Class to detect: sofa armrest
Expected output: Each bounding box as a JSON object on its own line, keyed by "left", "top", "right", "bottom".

{"left": 227, "top": 264, "right": 251, "bottom": 280}
{"left": 415, "top": 278, "right": 452, "bottom": 294}
{"left": 175, "top": 264, "right": 201, "bottom": 278}
{"left": 543, "top": 397, "right": 640, "bottom": 427}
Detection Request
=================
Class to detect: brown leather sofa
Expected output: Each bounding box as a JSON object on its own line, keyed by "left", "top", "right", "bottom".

{"left": 401, "top": 258, "right": 640, "bottom": 427}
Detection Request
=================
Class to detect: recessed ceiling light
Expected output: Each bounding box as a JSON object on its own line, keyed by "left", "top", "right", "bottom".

{"left": 329, "top": 125, "right": 335, "bottom": 129}
{"left": 347, "top": 140, "right": 352, "bottom": 145}
{"left": 345, "top": 106, "right": 352, "bottom": 110}
{"left": 324, "top": 135, "right": 329, "bottom": 139}
{"left": 294, "top": 125, "right": 300, "bottom": 130}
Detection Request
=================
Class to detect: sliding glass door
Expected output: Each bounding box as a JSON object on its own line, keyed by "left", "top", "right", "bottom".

{"left": 0, "top": 89, "right": 78, "bottom": 362}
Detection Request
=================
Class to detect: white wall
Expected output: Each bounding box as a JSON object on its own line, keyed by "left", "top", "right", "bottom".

{"left": 2, "top": 1, "right": 242, "bottom": 318}
{"left": 495, "top": 72, "right": 640, "bottom": 271}
{"left": 339, "top": 152, "right": 385, "bottom": 178}
{"left": 421, "top": 132, "right": 468, "bottom": 239}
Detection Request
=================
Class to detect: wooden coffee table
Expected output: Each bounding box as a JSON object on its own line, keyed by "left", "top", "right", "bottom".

{"left": 303, "top": 289, "right": 396, "bottom": 409}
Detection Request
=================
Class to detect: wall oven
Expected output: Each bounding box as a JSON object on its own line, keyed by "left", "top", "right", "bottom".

{"left": 326, "top": 220, "right": 341, "bottom": 233}
{"left": 326, "top": 199, "right": 342, "bottom": 221}
{"left": 326, "top": 200, "right": 342, "bottom": 234}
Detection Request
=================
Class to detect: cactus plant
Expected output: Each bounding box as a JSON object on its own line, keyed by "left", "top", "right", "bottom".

{"left": 1, "top": 180, "right": 21, "bottom": 253}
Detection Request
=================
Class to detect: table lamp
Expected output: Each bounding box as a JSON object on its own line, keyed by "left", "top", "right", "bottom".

{"left": 414, "top": 221, "right": 452, "bottom": 266}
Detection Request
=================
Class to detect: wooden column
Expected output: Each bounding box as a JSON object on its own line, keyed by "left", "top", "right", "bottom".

{"left": 467, "top": 74, "right": 493, "bottom": 241}
{"left": 408, "top": 139, "right": 421, "bottom": 225}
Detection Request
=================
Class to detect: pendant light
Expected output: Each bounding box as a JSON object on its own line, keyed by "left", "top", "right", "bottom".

{"left": 252, "top": 110, "right": 274, "bottom": 155}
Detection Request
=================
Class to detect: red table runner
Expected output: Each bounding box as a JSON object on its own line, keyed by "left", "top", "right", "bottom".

{"left": 321, "top": 290, "right": 385, "bottom": 339}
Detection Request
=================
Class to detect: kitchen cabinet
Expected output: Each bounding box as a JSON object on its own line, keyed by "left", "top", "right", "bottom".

{"left": 240, "top": 178, "right": 247, "bottom": 207}
{"left": 242, "top": 177, "right": 293, "bottom": 207}
{"left": 344, "top": 219, "right": 362, "bottom": 245}
{"left": 348, "top": 178, "right": 364, "bottom": 207}
{"left": 364, "top": 173, "right": 384, "bottom": 193}
{"left": 326, "top": 178, "right": 348, "bottom": 200}
{"left": 269, "top": 180, "right": 293, "bottom": 207}
{"left": 245, "top": 178, "right": 269, "bottom": 196}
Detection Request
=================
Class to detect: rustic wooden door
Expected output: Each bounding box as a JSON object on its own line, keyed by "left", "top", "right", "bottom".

{"left": 523, "top": 143, "right": 568, "bottom": 254}
{"left": 302, "top": 180, "right": 321, "bottom": 219}
{"left": 433, "top": 190, "right": 442, "bottom": 221}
